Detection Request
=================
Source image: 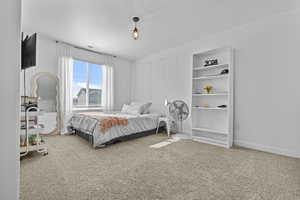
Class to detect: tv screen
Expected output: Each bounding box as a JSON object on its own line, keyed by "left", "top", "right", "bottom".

{"left": 21, "top": 33, "right": 37, "bottom": 69}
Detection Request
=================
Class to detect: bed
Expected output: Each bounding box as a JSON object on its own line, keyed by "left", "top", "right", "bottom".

{"left": 68, "top": 112, "right": 160, "bottom": 147}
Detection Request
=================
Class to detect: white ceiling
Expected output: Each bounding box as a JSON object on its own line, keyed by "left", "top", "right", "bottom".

{"left": 22, "top": 0, "right": 300, "bottom": 60}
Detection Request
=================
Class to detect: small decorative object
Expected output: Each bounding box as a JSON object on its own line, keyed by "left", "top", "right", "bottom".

{"left": 203, "top": 85, "right": 213, "bottom": 93}
{"left": 204, "top": 59, "right": 218, "bottom": 66}
{"left": 217, "top": 105, "right": 227, "bottom": 108}
{"left": 29, "top": 135, "right": 38, "bottom": 145}
{"left": 21, "top": 96, "right": 38, "bottom": 111}
{"left": 202, "top": 104, "right": 209, "bottom": 108}
{"left": 220, "top": 69, "right": 229, "bottom": 75}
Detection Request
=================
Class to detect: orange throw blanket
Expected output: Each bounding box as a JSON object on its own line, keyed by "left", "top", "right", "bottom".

{"left": 80, "top": 114, "right": 128, "bottom": 133}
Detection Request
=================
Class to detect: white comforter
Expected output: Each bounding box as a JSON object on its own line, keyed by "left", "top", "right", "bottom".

{"left": 69, "top": 112, "right": 160, "bottom": 147}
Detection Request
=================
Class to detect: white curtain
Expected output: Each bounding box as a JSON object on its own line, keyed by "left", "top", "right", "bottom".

{"left": 57, "top": 44, "right": 73, "bottom": 134}
{"left": 102, "top": 56, "right": 115, "bottom": 112}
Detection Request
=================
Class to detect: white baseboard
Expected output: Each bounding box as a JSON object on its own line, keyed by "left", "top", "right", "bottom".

{"left": 172, "top": 131, "right": 192, "bottom": 139}
{"left": 172, "top": 133, "right": 191, "bottom": 140}
{"left": 234, "top": 140, "right": 300, "bottom": 159}
{"left": 178, "top": 131, "right": 300, "bottom": 159}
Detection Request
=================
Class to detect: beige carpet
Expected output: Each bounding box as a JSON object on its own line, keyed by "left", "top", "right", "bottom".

{"left": 21, "top": 134, "right": 300, "bottom": 200}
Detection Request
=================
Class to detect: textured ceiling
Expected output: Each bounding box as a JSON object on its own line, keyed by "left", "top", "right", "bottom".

{"left": 22, "top": 0, "right": 300, "bottom": 60}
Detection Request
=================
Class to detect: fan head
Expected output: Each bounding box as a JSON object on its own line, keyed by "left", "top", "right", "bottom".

{"left": 168, "top": 100, "right": 189, "bottom": 121}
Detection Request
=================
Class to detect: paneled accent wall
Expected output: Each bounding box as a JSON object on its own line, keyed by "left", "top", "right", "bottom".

{"left": 133, "top": 54, "right": 193, "bottom": 134}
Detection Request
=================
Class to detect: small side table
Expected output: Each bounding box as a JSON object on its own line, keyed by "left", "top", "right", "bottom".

{"left": 156, "top": 117, "right": 171, "bottom": 138}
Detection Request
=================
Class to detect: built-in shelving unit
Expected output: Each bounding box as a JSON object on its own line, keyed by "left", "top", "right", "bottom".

{"left": 191, "top": 47, "right": 234, "bottom": 148}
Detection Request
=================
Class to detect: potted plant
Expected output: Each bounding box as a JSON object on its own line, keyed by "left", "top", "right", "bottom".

{"left": 28, "top": 135, "right": 40, "bottom": 145}
{"left": 203, "top": 85, "right": 213, "bottom": 94}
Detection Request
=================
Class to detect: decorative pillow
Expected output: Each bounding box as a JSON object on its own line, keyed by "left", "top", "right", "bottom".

{"left": 121, "top": 104, "right": 142, "bottom": 115}
{"left": 130, "top": 102, "right": 152, "bottom": 114}
{"left": 126, "top": 104, "right": 143, "bottom": 115}
{"left": 121, "top": 104, "right": 130, "bottom": 113}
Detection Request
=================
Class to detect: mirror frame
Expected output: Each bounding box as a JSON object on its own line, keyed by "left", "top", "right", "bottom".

{"left": 30, "top": 72, "right": 60, "bottom": 135}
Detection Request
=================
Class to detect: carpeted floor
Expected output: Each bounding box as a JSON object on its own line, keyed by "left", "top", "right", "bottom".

{"left": 21, "top": 134, "right": 300, "bottom": 200}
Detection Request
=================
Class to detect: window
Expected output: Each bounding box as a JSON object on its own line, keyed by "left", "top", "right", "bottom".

{"left": 72, "top": 60, "right": 104, "bottom": 109}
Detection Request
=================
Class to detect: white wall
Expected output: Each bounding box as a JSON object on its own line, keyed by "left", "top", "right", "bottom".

{"left": 21, "top": 35, "right": 133, "bottom": 110}
{"left": 132, "top": 9, "right": 300, "bottom": 158}
{"left": 20, "top": 35, "right": 58, "bottom": 96}
{"left": 0, "top": 0, "right": 21, "bottom": 199}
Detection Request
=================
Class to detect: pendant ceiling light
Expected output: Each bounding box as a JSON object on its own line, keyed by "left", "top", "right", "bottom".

{"left": 132, "top": 17, "right": 140, "bottom": 40}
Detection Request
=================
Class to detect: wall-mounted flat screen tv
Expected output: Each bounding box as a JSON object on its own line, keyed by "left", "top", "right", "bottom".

{"left": 21, "top": 33, "right": 37, "bottom": 69}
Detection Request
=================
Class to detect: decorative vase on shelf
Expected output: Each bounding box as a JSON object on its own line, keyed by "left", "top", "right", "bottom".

{"left": 203, "top": 85, "right": 213, "bottom": 94}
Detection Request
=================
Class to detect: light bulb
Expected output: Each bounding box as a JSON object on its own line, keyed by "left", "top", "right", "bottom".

{"left": 133, "top": 27, "right": 139, "bottom": 40}
{"left": 164, "top": 99, "right": 168, "bottom": 106}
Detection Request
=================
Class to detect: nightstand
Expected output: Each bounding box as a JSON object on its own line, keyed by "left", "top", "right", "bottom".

{"left": 156, "top": 117, "right": 171, "bottom": 138}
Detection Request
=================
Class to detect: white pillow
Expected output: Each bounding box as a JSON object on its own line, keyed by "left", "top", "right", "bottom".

{"left": 142, "top": 102, "right": 152, "bottom": 114}
{"left": 121, "top": 104, "right": 142, "bottom": 115}
{"left": 121, "top": 104, "right": 130, "bottom": 113}
{"left": 127, "top": 104, "right": 143, "bottom": 115}
{"left": 131, "top": 102, "right": 152, "bottom": 114}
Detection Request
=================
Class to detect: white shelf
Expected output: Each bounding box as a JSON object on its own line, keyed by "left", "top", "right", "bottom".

{"left": 21, "top": 111, "right": 39, "bottom": 117}
{"left": 192, "top": 136, "right": 228, "bottom": 148}
{"left": 20, "top": 142, "right": 46, "bottom": 153}
{"left": 193, "top": 63, "right": 228, "bottom": 71}
{"left": 21, "top": 124, "right": 44, "bottom": 130}
{"left": 193, "top": 74, "right": 228, "bottom": 80}
{"left": 192, "top": 93, "right": 228, "bottom": 96}
{"left": 192, "top": 127, "right": 228, "bottom": 135}
{"left": 192, "top": 106, "right": 228, "bottom": 111}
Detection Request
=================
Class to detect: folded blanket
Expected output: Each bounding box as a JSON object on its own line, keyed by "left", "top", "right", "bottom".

{"left": 80, "top": 114, "right": 128, "bottom": 133}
